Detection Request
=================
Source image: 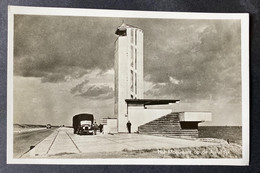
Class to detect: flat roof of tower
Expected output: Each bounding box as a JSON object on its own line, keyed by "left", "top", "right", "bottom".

{"left": 125, "top": 99, "right": 180, "bottom": 105}
{"left": 115, "top": 23, "right": 143, "bottom": 35}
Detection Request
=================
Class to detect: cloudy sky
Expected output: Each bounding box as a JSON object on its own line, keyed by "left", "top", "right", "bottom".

{"left": 13, "top": 15, "right": 241, "bottom": 126}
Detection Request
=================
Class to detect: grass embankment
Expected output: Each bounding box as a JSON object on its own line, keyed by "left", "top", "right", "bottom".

{"left": 47, "top": 143, "right": 241, "bottom": 159}
{"left": 122, "top": 143, "right": 242, "bottom": 158}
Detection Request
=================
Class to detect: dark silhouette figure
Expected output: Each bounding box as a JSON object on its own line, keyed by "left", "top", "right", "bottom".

{"left": 227, "top": 139, "right": 230, "bottom": 144}
{"left": 93, "top": 122, "right": 98, "bottom": 135}
{"left": 127, "top": 120, "right": 132, "bottom": 133}
{"left": 99, "top": 124, "right": 103, "bottom": 133}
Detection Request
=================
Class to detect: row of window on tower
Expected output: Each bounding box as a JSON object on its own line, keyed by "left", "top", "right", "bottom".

{"left": 130, "top": 29, "right": 138, "bottom": 98}
{"left": 131, "top": 29, "right": 138, "bottom": 45}
{"left": 130, "top": 29, "right": 138, "bottom": 70}
{"left": 130, "top": 70, "right": 138, "bottom": 98}
{"left": 130, "top": 46, "right": 138, "bottom": 70}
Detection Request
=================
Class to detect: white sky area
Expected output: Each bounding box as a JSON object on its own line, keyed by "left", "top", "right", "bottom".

{"left": 13, "top": 15, "right": 242, "bottom": 126}
{"left": 14, "top": 70, "right": 115, "bottom": 125}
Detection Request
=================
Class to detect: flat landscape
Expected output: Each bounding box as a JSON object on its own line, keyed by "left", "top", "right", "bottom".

{"left": 14, "top": 126, "right": 242, "bottom": 159}
{"left": 13, "top": 125, "right": 58, "bottom": 158}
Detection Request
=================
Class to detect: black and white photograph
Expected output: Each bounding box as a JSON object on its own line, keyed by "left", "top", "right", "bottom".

{"left": 7, "top": 6, "right": 249, "bottom": 165}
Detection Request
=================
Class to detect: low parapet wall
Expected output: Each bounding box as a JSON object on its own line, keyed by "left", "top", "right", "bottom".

{"left": 103, "top": 119, "right": 117, "bottom": 134}
{"left": 179, "top": 112, "right": 212, "bottom": 122}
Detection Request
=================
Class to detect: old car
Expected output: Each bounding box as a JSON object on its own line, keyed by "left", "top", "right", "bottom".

{"left": 46, "top": 124, "right": 52, "bottom": 129}
{"left": 78, "top": 122, "right": 94, "bottom": 135}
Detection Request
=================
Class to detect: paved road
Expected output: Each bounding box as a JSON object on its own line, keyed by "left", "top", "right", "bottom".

{"left": 13, "top": 128, "right": 57, "bottom": 158}
{"left": 22, "top": 127, "right": 218, "bottom": 158}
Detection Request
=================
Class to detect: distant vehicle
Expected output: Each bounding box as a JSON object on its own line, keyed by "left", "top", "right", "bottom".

{"left": 72, "top": 113, "right": 94, "bottom": 135}
{"left": 46, "top": 124, "right": 52, "bottom": 129}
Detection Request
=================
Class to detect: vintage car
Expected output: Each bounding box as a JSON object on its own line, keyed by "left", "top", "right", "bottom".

{"left": 78, "top": 123, "right": 94, "bottom": 135}
{"left": 46, "top": 124, "right": 52, "bottom": 129}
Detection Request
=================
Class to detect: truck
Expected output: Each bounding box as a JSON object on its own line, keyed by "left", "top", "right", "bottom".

{"left": 72, "top": 113, "right": 94, "bottom": 135}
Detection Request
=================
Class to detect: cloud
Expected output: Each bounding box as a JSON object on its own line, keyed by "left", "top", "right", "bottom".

{"left": 76, "top": 85, "right": 113, "bottom": 100}
{"left": 68, "top": 69, "right": 114, "bottom": 99}
{"left": 14, "top": 15, "right": 120, "bottom": 83}
{"left": 13, "top": 15, "right": 242, "bottom": 126}
{"left": 143, "top": 20, "right": 241, "bottom": 102}
{"left": 14, "top": 16, "right": 241, "bottom": 104}
{"left": 70, "top": 80, "right": 89, "bottom": 94}
{"left": 169, "top": 76, "right": 181, "bottom": 85}
{"left": 14, "top": 15, "right": 241, "bottom": 104}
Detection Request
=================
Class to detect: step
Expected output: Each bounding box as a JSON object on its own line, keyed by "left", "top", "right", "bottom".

{"left": 145, "top": 121, "right": 180, "bottom": 124}
{"left": 148, "top": 119, "right": 179, "bottom": 122}
{"left": 140, "top": 133, "right": 198, "bottom": 136}
{"left": 141, "top": 113, "right": 180, "bottom": 125}
{"left": 141, "top": 134, "right": 199, "bottom": 138}
{"left": 139, "top": 127, "right": 181, "bottom": 130}
{"left": 139, "top": 131, "right": 197, "bottom": 134}
{"left": 142, "top": 134, "right": 199, "bottom": 138}
{"left": 147, "top": 120, "right": 179, "bottom": 123}
{"left": 149, "top": 132, "right": 198, "bottom": 135}
{"left": 148, "top": 120, "right": 179, "bottom": 123}
{"left": 143, "top": 123, "right": 180, "bottom": 126}
{"left": 145, "top": 120, "right": 180, "bottom": 123}
{"left": 140, "top": 131, "right": 198, "bottom": 134}
{"left": 139, "top": 130, "right": 198, "bottom": 134}
{"left": 139, "top": 125, "right": 181, "bottom": 128}
{"left": 139, "top": 129, "right": 183, "bottom": 133}
{"left": 140, "top": 123, "right": 181, "bottom": 126}
{"left": 162, "top": 135, "right": 198, "bottom": 138}
{"left": 165, "top": 116, "right": 179, "bottom": 119}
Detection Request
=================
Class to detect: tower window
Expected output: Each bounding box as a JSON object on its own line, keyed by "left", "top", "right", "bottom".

{"left": 131, "top": 29, "right": 134, "bottom": 43}
{"left": 131, "top": 46, "right": 134, "bottom": 67}
{"left": 131, "top": 70, "right": 134, "bottom": 92}
{"left": 135, "top": 48, "right": 137, "bottom": 69}
{"left": 135, "top": 73, "right": 137, "bottom": 94}
{"left": 135, "top": 30, "right": 137, "bottom": 45}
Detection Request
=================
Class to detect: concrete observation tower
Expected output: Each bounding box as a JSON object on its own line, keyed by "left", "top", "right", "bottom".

{"left": 114, "top": 23, "right": 211, "bottom": 135}
{"left": 114, "top": 24, "right": 144, "bottom": 132}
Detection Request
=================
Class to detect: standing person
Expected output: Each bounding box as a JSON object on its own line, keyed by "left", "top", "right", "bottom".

{"left": 93, "top": 122, "right": 98, "bottom": 135}
{"left": 99, "top": 123, "right": 103, "bottom": 133}
{"left": 126, "top": 120, "right": 132, "bottom": 133}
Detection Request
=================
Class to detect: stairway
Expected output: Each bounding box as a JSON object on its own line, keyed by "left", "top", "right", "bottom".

{"left": 138, "top": 112, "right": 198, "bottom": 138}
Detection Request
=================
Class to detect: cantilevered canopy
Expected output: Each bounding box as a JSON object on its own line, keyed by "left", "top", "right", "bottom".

{"left": 125, "top": 99, "right": 180, "bottom": 106}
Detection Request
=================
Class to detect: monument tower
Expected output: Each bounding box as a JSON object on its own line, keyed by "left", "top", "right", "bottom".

{"left": 114, "top": 24, "right": 144, "bottom": 132}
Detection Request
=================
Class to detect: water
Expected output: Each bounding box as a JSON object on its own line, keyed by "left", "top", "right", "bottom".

{"left": 198, "top": 126, "right": 242, "bottom": 145}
